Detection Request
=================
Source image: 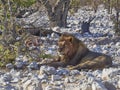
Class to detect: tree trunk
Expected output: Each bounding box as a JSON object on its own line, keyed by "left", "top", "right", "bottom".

{"left": 115, "top": 0, "right": 120, "bottom": 35}
{"left": 107, "top": 0, "right": 112, "bottom": 14}
{"left": 40, "top": 0, "right": 70, "bottom": 28}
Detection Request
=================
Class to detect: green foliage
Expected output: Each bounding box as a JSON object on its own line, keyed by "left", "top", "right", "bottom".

{"left": 0, "top": 45, "right": 16, "bottom": 67}
{"left": 13, "top": 0, "right": 36, "bottom": 7}
{"left": 69, "top": 0, "right": 81, "bottom": 14}
{"left": 39, "top": 53, "right": 53, "bottom": 59}
{"left": 70, "top": 0, "right": 81, "bottom": 8}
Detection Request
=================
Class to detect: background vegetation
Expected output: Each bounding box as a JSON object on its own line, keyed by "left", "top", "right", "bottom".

{"left": 0, "top": 0, "right": 119, "bottom": 67}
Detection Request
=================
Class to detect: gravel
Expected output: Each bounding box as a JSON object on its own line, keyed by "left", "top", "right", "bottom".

{"left": 0, "top": 5, "right": 120, "bottom": 90}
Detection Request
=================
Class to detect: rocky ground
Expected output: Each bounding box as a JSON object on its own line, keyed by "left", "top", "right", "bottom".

{"left": 0, "top": 5, "right": 120, "bottom": 90}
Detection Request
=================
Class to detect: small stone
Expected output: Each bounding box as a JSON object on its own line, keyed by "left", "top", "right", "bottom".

{"left": 4, "top": 84, "right": 17, "bottom": 90}
{"left": 45, "top": 86, "right": 53, "bottom": 90}
{"left": 40, "top": 66, "right": 56, "bottom": 75}
{"left": 6, "top": 63, "right": 14, "bottom": 69}
{"left": 56, "top": 68, "right": 69, "bottom": 75}
{"left": 2, "top": 73, "right": 12, "bottom": 82}
{"left": 81, "top": 83, "right": 92, "bottom": 90}
{"left": 117, "top": 80, "right": 120, "bottom": 89}
{"left": 21, "top": 77, "right": 29, "bottom": 83}
{"left": 41, "top": 79, "right": 48, "bottom": 83}
{"left": 28, "top": 61, "right": 39, "bottom": 70}
{"left": 102, "top": 50, "right": 108, "bottom": 54}
{"left": 23, "top": 80, "right": 32, "bottom": 90}
{"left": 45, "top": 85, "right": 62, "bottom": 90}
{"left": 92, "top": 81, "right": 107, "bottom": 90}
{"left": 11, "top": 77, "right": 19, "bottom": 83}
{"left": 64, "top": 77, "right": 70, "bottom": 83}
{"left": 51, "top": 75, "right": 61, "bottom": 81}
{"left": 69, "top": 76, "right": 77, "bottom": 83}
{"left": 27, "top": 80, "right": 43, "bottom": 90}
{"left": 39, "top": 74, "right": 48, "bottom": 80}
{"left": 103, "top": 81, "right": 116, "bottom": 90}
{"left": 87, "top": 76, "right": 96, "bottom": 83}
{"left": 52, "top": 27, "right": 60, "bottom": 32}
{"left": 116, "top": 42, "right": 120, "bottom": 46}
{"left": 70, "top": 70, "right": 80, "bottom": 75}
{"left": 15, "top": 61, "right": 24, "bottom": 69}
{"left": 102, "top": 68, "right": 120, "bottom": 80}
{"left": 10, "top": 69, "right": 22, "bottom": 79}
{"left": 16, "top": 36, "right": 21, "bottom": 40}
{"left": 51, "top": 33, "right": 59, "bottom": 38}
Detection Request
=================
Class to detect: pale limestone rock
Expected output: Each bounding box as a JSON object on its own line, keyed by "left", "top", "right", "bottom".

{"left": 51, "top": 75, "right": 61, "bottom": 81}
{"left": 92, "top": 81, "right": 107, "bottom": 90}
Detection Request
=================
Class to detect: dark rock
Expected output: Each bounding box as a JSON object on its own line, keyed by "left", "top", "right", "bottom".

{"left": 103, "top": 81, "right": 116, "bottom": 90}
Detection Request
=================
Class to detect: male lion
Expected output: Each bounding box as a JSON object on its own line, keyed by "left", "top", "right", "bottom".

{"left": 42, "top": 33, "right": 112, "bottom": 70}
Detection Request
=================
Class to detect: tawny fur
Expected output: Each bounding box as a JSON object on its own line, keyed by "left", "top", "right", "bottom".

{"left": 24, "top": 35, "right": 41, "bottom": 48}
{"left": 43, "top": 33, "right": 112, "bottom": 70}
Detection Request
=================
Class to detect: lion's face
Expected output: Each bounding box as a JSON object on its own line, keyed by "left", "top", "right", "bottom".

{"left": 57, "top": 34, "right": 78, "bottom": 57}
{"left": 25, "top": 36, "right": 41, "bottom": 48}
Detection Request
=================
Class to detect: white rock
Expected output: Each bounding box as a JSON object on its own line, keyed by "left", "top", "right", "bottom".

{"left": 27, "top": 80, "right": 43, "bottom": 90}
{"left": 56, "top": 68, "right": 69, "bottom": 75}
{"left": 45, "top": 86, "right": 53, "bottom": 90}
{"left": 102, "top": 50, "right": 108, "bottom": 54}
{"left": 21, "top": 77, "right": 29, "bottom": 83}
{"left": 92, "top": 81, "right": 107, "bottom": 90}
{"left": 102, "top": 68, "right": 120, "bottom": 80}
{"left": 87, "top": 76, "right": 96, "bottom": 83}
{"left": 6, "top": 63, "right": 14, "bottom": 69}
{"left": 118, "top": 80, "right": 120, "bottom": 89}
{"left": 52, "top": 26, "right": 60, "bottom": 32}
{"left": 51, "top": 75, "right": 61, "bottom": 81}
{"left": 23, "top": 80, "right": 32, "bottom": 90}
{"left": 69, "top": 76, "right": 77, "bottom": 83}
{"left": 16, "top": 36, "right": 21, "bottom": 40}
{"left": 28, "top": 61, "right": 39, "bottom": 70}
{"left": 45, "top": 85, "right": 62, "bottom": 90}
{"left": 4, "top": 84, "right": 17, "bottom": 90}
{"left": 64, "top": 77, "right": 70, "bottom": 83}
{"left": 11, "top": 77, "right": 19, "bottom": 83}
{"left": 116, "top": 42, "right": 120, "bottom": 46}
{"left": 10, "top": 69, "right": 22, "bottom": 79}
{"left": 81, "top": 83, "right": 92, "bottom": 90}
{"left": 51, "top": 33, "right": 59, "bottom": 38}
{"left": 93, "top": 70, "right": 102, "bottom": 78}
{"left": 15, "top": 61, "right": 24, "bottom": 69}
{"left": 2, "top": 73, "right": 12, "bottom": 82}
{"left": 45, "top": 49, "right": 54, "bottom": 55}
{"left": 40, "top": 66, "right": 56, "bottom": 75}
{"left": 22, "top": 77, "right": 43, "bottom": 90}
{"left": 39, "top": 74, "right": 48, "bottom": 80}
{"left": 117, "top": 49, "right": 120, "bottom": 56}
{"left": 70, "top": 70, "right": 80, "bottom": 75}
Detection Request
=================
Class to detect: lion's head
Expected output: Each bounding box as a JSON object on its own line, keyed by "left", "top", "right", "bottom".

{"left": 25, "top": 36, "right": 41, "bottom": 48}
{"left": 57, "top": 33, "right": 80, "bottom": 58}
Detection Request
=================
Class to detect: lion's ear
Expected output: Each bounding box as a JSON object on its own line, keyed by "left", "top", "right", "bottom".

{"left": 68, "top": 37, "right": 73, "bottom": 42}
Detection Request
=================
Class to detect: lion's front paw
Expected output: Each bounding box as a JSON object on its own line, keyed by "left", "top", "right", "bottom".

{"left": 67, "top": 65, "right": 76, "bottom": 70}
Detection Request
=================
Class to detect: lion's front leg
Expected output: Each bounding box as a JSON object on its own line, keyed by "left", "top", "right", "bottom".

{"left": 40, "top": 61, "right": 68, "bottom": 68}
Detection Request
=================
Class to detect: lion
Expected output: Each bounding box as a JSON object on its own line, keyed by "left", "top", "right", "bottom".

{"left": 24, "top": 35, "right": 41, "bottom": 49}
{"left": 41, "top": 33, "right": 112, "bottom": 70}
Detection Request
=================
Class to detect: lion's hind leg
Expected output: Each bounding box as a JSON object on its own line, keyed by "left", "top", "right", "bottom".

{"left": 68, "top": 56, "right": 112, "bottom": 70}
{"left": 68, "top": 61, "right": 97, "bottom": 70}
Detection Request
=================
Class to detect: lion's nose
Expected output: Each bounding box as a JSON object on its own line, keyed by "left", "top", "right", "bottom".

{"left": 58, "top": 47, "right": 63, "bottom": 52}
